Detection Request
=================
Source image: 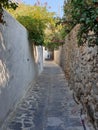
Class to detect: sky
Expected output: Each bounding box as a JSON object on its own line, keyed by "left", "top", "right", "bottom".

{"left": 22, "top": 0, "right": 64, "bottom": 17}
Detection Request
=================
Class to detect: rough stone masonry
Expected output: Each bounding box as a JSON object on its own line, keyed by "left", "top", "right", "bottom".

{"left": 54, "top": 25, "right": 98, "bottom": 130}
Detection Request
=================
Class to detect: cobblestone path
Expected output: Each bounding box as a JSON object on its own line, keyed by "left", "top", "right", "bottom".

{"left": 2, "top": 61, "right": 83, "bottom": 130}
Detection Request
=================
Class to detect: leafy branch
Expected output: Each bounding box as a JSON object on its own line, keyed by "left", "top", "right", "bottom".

{"left": 63, "top": 0, "right": 98, "bottom": 46}
{"left": 0, "top": 0, "right": 18, "bottom": 23}
{"left": 8, "top": 4, "right": 55, "bottom": 46}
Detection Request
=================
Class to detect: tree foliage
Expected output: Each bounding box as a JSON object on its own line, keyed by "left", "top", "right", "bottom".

{"left": 44, "top": 17, "right": 64, "bottom": 50}
{"left": 0, "top": 0, "right": 18, "bottom": 23}
{"left": 8, "top": 4, "right": 55, "bottom": 45}
{"left": 63, "top": 0, "right": 98, "bottom": 46}
{"left": 0, "top": 0, "right": 18, "bottom": 9}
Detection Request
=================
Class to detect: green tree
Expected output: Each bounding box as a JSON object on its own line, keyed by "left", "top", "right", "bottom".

{"left": 44, "top": 17, "right": 64, "bottom": 50}
{"left": 0, "top": 0, "right": 18, "bottom": 23}
{"left": 8, "top": 4, "right": 55, "bottom": 45}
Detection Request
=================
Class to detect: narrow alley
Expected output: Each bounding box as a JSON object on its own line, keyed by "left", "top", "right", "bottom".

{"left": 2, "top": 61, "right": 83, "bottom": 130}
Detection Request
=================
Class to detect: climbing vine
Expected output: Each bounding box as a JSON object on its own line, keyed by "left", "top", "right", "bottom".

{"left": 63, "top": 0, "right": 98, "bottom": 46}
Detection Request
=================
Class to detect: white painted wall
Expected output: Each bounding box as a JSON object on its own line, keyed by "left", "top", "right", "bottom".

{"left": 43, "top": 47, "right": 52, "bottom": 60}
{"left": 0, "top": 10, "right": 43, "bottom": 126}
{"left": 34, "top": 46, "right": 43, "bottom": 74}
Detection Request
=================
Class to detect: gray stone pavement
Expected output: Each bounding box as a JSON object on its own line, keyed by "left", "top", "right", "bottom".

{"left": 2, "top": 61, "right": 83, "bottom": 130}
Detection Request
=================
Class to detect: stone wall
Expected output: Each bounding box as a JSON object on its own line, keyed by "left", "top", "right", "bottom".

{"left": 54, "top": 48, "right": 62, "bottom": 65}
{"left": 0, "top": 10, "right": 43, "bottom": 127}
{"left": 54, "top": 25, "right": 98, "bottom": 130}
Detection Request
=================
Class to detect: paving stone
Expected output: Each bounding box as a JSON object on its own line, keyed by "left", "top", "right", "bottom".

{"left": 47, "top": 117, "right": 63, "bottom": 127}
{"left": 46, "top": 126, "right": 65, "bottom": 130}
{"left": 8, "top": 122, "right": 22, "bottom": 129}
{"left": 2, "top": 61, "right": 83, "bottom": 130}
{"left": 24, "top": 123, "right": 32, "bottom": 127}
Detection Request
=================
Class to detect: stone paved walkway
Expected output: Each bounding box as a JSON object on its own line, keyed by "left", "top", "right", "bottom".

{"left": 2, "top": 61, "right": 83, "bottom": 130}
